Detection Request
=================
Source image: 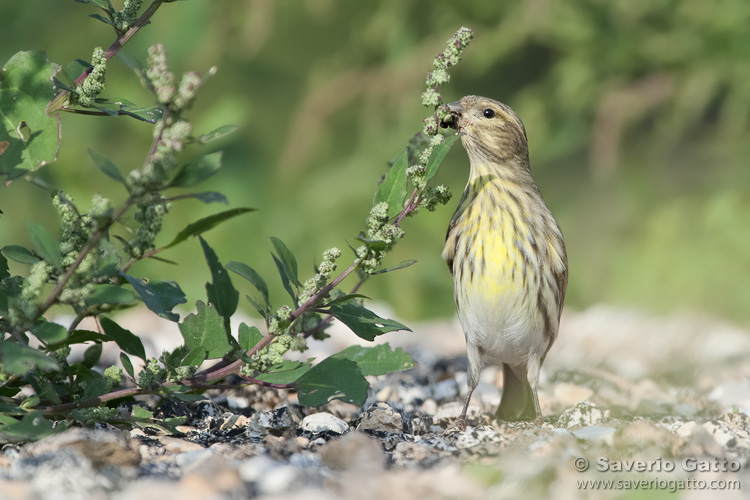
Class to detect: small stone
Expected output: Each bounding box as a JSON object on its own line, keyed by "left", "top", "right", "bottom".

{"left": 557, "top": 401, "right": 608, "bottom": 429}
{"left": 375, "top": 386, "right": 394, "bottom": 402}
{"left": 393, "top": 441, "right": 431, "bottom": 464}
{"left": 175, "top": 448, "right": 215, "bottom": 468}
{"left": 357, "top": 402, "right": 402, "bottom": 433}
{"left": 226, "top": 396, "right": 250, "bottom": 410}
{"left": 677, "top": 421, "right": 724, "bottom": 457}
{"left": 453, "top": 427, "right": 503, "bottom": 450}
{"left": 158, "top": 436, "right": 205, "bottom": 454}
{"left": 300, "top": 412, "right": 349, "bottom": 434}
{"left": 238, "top": 455, "right": 299, "bottom": 496}
{"left": 219, "top": 414, "right": 240, "bottom": 430}
{"left": 420, "top": 399, "right": 438, "bottom": 416}
{"left": 21, "top": 428, "right": 140, "bottom": 468}
{"left": 319, "top": 432, "right": 383, "bottom": 471}
{"left": 250, "top": 407, "right": 294, "bottom": 435}
{"left": 702, "top": 419, "right": 749, "bottom": 450}
{"left": 616, "top": 421, "right": 678, "bottom": 451}
{"left": 130, "top": 428, "right": 148, "bottom": 438}
{"left": 570, "top": 426, "right": 616, "bottom": 444}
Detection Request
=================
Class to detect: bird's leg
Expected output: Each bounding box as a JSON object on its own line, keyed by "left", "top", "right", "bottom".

{"left": 531, "top": 385, "right": 543, "bottom": 426}
{"left": 457, "top": 385, "right": 475, "bottom": 431}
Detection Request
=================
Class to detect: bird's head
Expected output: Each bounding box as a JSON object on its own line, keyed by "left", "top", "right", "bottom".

{"left": 443, "top": 95, "right": 529, "bottom": 165}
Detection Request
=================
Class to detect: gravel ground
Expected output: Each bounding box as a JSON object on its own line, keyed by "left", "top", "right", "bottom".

{"left": 1, "top": 305, "right": 749, "bottom": 500}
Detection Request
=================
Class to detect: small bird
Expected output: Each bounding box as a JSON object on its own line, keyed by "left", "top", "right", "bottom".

{"left": 442, "top": 95, "right": 567, "bottom": 429}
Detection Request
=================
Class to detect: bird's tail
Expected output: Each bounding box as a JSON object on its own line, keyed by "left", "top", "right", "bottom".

{"left": 495, "top": 363, "right": 537, "bottom": 421}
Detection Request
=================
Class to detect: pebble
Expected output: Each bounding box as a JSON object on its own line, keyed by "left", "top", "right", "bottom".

{"left": 557, "top": 400, "right": 608, "bottom": 428}
{"left": 570, "top": 425, "right": 616, "bottom": 443}
{"left": 250, "top": 407, "right": 294, "bottom": 435}
{"left": 239, "top": 455, "right": 300, "bottom": 495}
{"left": 300, "top": 412, "right": 349, "bottom": 434}
{"left": 357, "top": 402, "right": 402, "bottom": 433}
{"left": 319, "top": 432, "right": 384, "bottom": 471}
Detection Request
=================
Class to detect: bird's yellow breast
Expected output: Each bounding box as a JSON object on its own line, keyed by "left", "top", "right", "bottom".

{"left": 443, "top": 178, "right": 539, "bottom": 307}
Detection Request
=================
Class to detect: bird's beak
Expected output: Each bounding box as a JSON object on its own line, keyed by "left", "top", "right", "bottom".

{"left": 441, "top": 100, "right": 464, "bottom": 130}
{"left": 447, "top": 101, "right": 464, "bottom": 115}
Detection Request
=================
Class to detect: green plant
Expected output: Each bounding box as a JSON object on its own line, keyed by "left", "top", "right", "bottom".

{"left": 0, "top": 0, "right": 472, "bottom": 441}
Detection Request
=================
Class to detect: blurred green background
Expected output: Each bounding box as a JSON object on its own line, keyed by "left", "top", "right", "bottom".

{"left": 1, "top": 0, "right": 749, "bottom": 325}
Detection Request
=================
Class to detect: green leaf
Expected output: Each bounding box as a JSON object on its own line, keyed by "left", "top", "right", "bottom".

{"left": 84, "top": 284, "right": 136, "bottom": 306}
{"left": 0, "top": 411, "right": 60, "bottom": 443}
{"left": 0, "top": 402, "right": 24, "bottom": 415}
{"left": 295, "top": 357, "right": 368, "bottom": 406}
{"left": 254, "top": 360, "right": 312, "bottom": 384}
{"left": 374, "top": 150, "right": 409, "bottom": 218}
{"left": 131, "top": 406, "right": 153, "bottom": 419}
{"left": 75, "top": 0, "right": 112, "bottom": 9}
{"left": 0, "top": 51, "right": 62, "bottom": 180}
{"left": 227, "top": 261, "right": 269, "bottom": 307}
{"left": 182, "top": 347, "right": 207, "bottom": 367}
{"left": 199, "top": 236, "right": 238, "bottom": 324}
{"left": 1, "top": 245, "right": 40, "bottom": 264}
{"left": 28, "top": 374, "right": 61, "bottom": 404}
{"left": 100, "top": 317, "right": 147, "bottom": 361}
{"left": 0, "top": 250, "right": 8, "bottom": 280}
{"left": 82, "top": 343, "right": 103, "bottom": 368}
{"left": 178, "top": 301, "right": 232, "bottom": 359}
{"left": 117, "top": 103, "right": 162, "bottom": 124}
{"left": 82, "top": 377, "right": 108, "bottom": 399}
{"left": 27, "top": 223, "right": 62, "bottom": 269}
{"left": 424, "top": 134, "right": 459, "bottom": 182}
{"left": 244, "top": 294, "right": 267, "bottom": 319}
{"left": 328, "top": 302, "right": 411, "bottom": 341}
{"left": 336, "top": 344, "right": 417, "bottom": 376}
{"left": 88, "top": 13, "right": 114, "bottom": 26}
{"left": 370, "top": 259, "right": 417, "bottom": 275}
{"left": 64, "top": 59, "right": 90, "bottom": 85}
{"left": 163, "top": 208, "right": 255, "bottom": 249}
{"left": 238, "top": 322, "right": 263, "bottom": 351}
{"left": 322, "top": 293, "right": 370, "bottom": 308}
{"left": 122, "top": 273, "right": 186, "bottom": 322}
{"left": 354, "top": 232, "right": 388, "bottom": 251}
{"left": 88, "top": 148, "right": 124, "bottom": 182}
{"left": 31, "top": 321, "right": 68, "bottom": 344}
{"left": 169, "top": 391, "right": 206, "bottom": 403}
{"left": 120, "top": 353, "right": 135, "bottom": 379}
{"left": 0, "top": 341, "right": 58, "bottom": 375}
{"left": 170, "top": 151, "right": 223, "bottom": 187}
{"left": 272, "top": 254, "right": 297, "bottom": 304}
{"left": 269, "top": 237, "right": 300, "bottom": 286}
{"left": 49, "top": 330, "right": 109, "bottom": 349}
{"left": 196, "top": 124, "right": 237, "bottom": 144}
{"left": 188, "top": 192, "right": 228, "bottom": 204}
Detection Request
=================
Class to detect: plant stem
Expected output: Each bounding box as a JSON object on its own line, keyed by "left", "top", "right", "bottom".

{"left": 394, "top": 187, "right": 420, "bottom": 226}
{"left": 48, "top": 0, "right": 165, "bottom": 113}
{"left": 37, "top": 198, "right": 134, "bottom": 317}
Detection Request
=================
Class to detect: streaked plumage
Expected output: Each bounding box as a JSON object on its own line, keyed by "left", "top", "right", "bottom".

{"left": 442, "top": 95, "right": 567, "bottom": 428}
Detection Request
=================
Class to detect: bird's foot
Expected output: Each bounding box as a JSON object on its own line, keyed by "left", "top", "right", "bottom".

{"left": 456, "top": 415, "right": 467, "bottom": 432}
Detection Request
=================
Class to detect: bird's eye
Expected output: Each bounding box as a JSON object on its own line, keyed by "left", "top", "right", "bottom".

{"left": 483, "top": 108, "right": 495, "bottom": 118}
